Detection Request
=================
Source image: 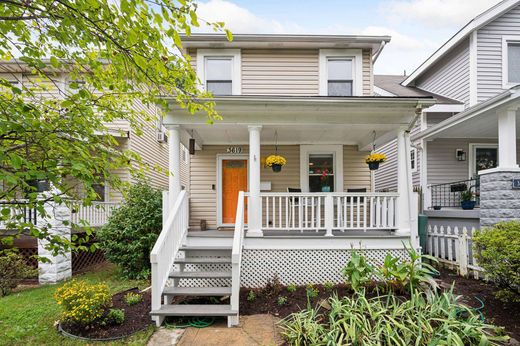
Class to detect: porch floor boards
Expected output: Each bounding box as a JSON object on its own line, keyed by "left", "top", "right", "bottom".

{"left": 188, "top": 229, "right": 398, "bottom": 238}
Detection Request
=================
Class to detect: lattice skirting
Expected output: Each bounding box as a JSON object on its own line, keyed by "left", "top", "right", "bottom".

{"left": 72, "top": 247, "right": 106, "bottom": 274}
{"left": 173, "top": 248, "right": 408, "bottom": 288}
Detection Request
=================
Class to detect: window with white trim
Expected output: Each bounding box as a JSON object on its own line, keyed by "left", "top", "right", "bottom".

{"left": 205, "top": 57, "right": 232, "bottom": 96}
{"left": 410, "top": 148, "right": 417, "bottom": 173}
{"left": 308, "top": 154, "right": 335, "bottom": 192}
{"left": 507, "top": 42, "right": 520, "bottom": 84}
{"left": 327, "top": 58, "right": 353, "bottom": 96}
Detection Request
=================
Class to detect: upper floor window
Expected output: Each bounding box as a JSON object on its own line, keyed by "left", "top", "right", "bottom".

{"left": 507, "top": 43, "right": 520, "bottom": 84}
{"left": 327, "top": 59, "right": 353, "bottom": 96}
{"left": 205, "top": 57, "right": 232, "bottom": 95}
{"left": 410, "top": 148, "right": 417, "bottom": 173}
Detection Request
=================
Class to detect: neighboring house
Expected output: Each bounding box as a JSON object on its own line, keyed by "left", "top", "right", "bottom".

{"left": 375, "top": 0, "right": 520, "bottom": 231}
{"left": 150, "top": 33, "right": 435, "bottom": 326}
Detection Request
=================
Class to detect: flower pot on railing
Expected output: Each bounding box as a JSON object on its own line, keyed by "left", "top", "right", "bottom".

{"left": 461, "top": 200, "right": 476, "bottom": 210}
{"left": 321, "top": 186, "right": 331, "bottom": 192}
{"left": 368, "top": 162, "right": 380, "bottom": 171}
{"left": 271, "top": 164, "right": 282, "bottom": 172}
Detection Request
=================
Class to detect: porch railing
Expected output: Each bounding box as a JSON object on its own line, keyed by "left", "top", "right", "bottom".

{"left": 229, "top": 191, "right": 245, "bottom": 327}
{"left": 0, "top": 200, "right": 38, "bottom": 230}
{"left": 70, "top": 202, "right": 120, "bottom": 227}
{"left": 150, "top": 190, "right": 188, "bottom": 326}
{"left": 430, "top": 177, "right": 480, "bottom": 209}
{"left": 260, "top": 192, "right": 399, "bottom": 233}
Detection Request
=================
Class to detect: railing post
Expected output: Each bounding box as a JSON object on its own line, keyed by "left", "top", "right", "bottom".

{"left": 324, "top": 194, "right": 333, "bottom": 237}
{"left": 458, "top": 227, "right": 469, "bottom": 277}
{"left": 162, "top": 191, "right": 169, "bottom": 227}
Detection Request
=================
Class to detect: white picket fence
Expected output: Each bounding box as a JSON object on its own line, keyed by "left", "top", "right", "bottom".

{"left": 426, "top": 225, "right": 484, "bottom": 278}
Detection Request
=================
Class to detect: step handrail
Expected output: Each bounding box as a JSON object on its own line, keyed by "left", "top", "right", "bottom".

{"left": 229, "top": 191, "right": 245, "bottom": 327}
{"left": 150, "top": 190, "right": 188, "bottom": 325}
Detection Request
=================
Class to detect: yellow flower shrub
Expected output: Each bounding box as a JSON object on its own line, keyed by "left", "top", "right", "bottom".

{"left": 265, "top": 155, "right": 287, "bottom": 167}
{"left": 365, "top": 153, "right": 387, "bottom": 164}
{"left": 54, "top": 280, "right": 112, "bottom": 325}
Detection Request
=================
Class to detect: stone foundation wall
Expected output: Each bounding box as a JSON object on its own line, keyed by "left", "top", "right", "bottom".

{"left": 480, "top": 170, "right": 520, "bottom": 227}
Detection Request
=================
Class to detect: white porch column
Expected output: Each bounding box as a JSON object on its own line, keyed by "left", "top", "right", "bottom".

{"left": 247, "top": 125, "right": 263, "bottom": 237}
{"left": 396, "top": 129, "right": 412, "bottom": 236}
{"left": 168, "top": 125, "right": 182, "bottom": 208}
{"left": 498, "top": 108, "right": 518, "bottom": 170}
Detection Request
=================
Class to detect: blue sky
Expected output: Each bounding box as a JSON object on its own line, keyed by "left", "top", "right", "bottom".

{"left": 195, "top": 0, "right": 503, "bottom": 75}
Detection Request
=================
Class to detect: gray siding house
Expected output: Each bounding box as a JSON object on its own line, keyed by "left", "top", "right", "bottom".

{"left": 374, "top": 0, "right": 520, "bottom": 229}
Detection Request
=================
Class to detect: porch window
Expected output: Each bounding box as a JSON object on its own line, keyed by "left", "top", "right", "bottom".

{"left": 205, "top": 57, "right": 232, "bottom": 95}
{"left": 327, "top": 59, "right": 353, "bottom": 96}
{"left": 507, "top": 43, "right": 520, "bottom": 84}
{"left": 308, "top": 154, "right": 334, "bottom": 192}
{"left": 470, "top": 144, "right": 498, "bottom": 176}
{"left": 92, "top": 182, "right": 106, "bottom": 202}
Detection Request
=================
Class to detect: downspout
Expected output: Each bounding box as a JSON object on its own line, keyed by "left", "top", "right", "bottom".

{"left": 372, "top": 40, "right": 387, "bottom": 64}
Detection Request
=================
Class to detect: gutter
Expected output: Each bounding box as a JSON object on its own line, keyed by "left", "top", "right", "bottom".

{"left": 372, "top": 40, "right": 386, "bottom": 64}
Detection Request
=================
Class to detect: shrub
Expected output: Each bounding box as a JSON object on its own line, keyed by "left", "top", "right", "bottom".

{"left": 474, "top": 221, "right": 520, "bottom": 302}
{"left": 54, "top": 280, "right": 111, "bottom": 325}
{"left": 97, "top": 182, "right": 162, "bottom": 279}
{"left": 247, "top": 290, "right": 256, "bottom": 302}
{"left": 277, "top": 296, "right": 288, "bottom": 306}
{"left": 306, "top": 284, "right": 319, "bottom": 299}
{"left": 104, "top": 309, "right": 125, "bottom": 325}
{"left": 286, "top": 284, "right": 297, "bottom": 293}
{"left": 0, "top": 252, "right": 37, "bottom": 297}
{"left": 124, "top": 292, "right": 142, "bottom": 306}
{"left": 323, "top": 281, "right": 335, "bottom": 292}
{"left": 280, "top": 290, "right": 509, "bottom": 345}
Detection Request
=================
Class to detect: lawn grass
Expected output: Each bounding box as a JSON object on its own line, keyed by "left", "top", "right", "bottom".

{"left": 0, "top": 263, "right": 155, "bottom": 346}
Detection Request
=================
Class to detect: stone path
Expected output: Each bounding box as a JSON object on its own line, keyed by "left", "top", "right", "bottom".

{"left": 147, "top": 314, "right": 282, "bottom": 346}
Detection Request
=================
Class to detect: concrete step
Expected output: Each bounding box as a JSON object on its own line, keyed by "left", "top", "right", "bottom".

{"left": 151, "top": 304, "right": 236, "bottom": 317}
{"left": 180, "top": 245, "right": 232, "bottom": 251}
{"left": 169, "top": 270, "right": 232, "bottom": 279}
{"left": 163, "top": 286, "right": 232, "bottom": 296}
{"left": 175, "top": 257, "right": 231, "bottom": 264}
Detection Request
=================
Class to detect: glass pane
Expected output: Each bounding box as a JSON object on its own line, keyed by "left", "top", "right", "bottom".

{"left": 309, "top": 175, "right": 334, "bottom": 192}
{"left": 475, "top": 147, "right": 497, "bottom": 173}
{"left": 309, "top": 154, "right": 334, "bottom": 192}
{"left": 224, "top": 160, "right": 245, "bottom": 168}
{"left": 92, "top": 183, "right": 105, "bottom": 202}
{"left": 327, "top": 59, "right": 352, "bottom": 80}
{"left": 207, "top": 81, "right": 232, "bottom": 95}
{"left": 328, "top": 81, "right": 352, "bottom": 96}
{"left": 206, "top": 58, "right": 232, "bottom": 80}
{"left": 508, "top": 43, "right": 520, "bottom": 83}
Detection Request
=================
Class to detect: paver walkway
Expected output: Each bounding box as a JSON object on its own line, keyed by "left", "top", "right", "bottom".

{"left": 147, "top": 314, "right": 282, "bottom": 346}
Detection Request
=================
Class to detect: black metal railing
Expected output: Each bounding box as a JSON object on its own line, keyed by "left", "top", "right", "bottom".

{"left": 430, "top": 177, "right": 480, "bottom": 209}
{"left": 0, "top": 201, "right": 38, "bottom": 230}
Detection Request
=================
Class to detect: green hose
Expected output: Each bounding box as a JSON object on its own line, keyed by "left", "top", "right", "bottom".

{"left": 165, "top": 316, "right": 215, "bottom": 329}
{"left": 456, "top": 296, "right": 485, "bottom": 322}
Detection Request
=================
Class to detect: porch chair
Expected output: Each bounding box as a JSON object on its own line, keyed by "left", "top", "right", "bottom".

{"left": 338, "top": 188, "right": 368, "bottom": 230}
{"left": 287, "top": 188, "right": 320, "bottom": 230}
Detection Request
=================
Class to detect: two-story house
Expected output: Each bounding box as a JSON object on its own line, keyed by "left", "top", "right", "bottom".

{"left": 374, "top": 0, "right": 520, "bottom": 230}
{"left": 149, "top": 34, "right": 435, "bottom": 326}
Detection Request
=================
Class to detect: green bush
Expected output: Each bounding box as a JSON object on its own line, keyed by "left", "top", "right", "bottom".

{"left": 474, "top": 221, "right": 520, "bottom": 302}
{"left": 124, "top": 292, "right": 142, "bottom": 306}
{"left": 246, "top": 290, "right": 256, "bottom": 302}
{"left": 286, "top": 284, "right": 297, "bottom": 293}
{"left": 277, "top": 296, "right": 288, "bottom": 306}
{"left": 104, "top": 309, "right": 125, "bottom": 325}
{"left": 0, "top": 252, "right": 37, "bottom": 297}
{"left": 97, "top": 183, "right": 162, "bottom": 279}
{"left": 280, "top": 290, "right": 509, "bottom": 345}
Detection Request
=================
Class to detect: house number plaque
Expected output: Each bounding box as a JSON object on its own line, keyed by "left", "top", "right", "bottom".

{"left": 226, "top": 147, "right": 243, "bottom": 154}
{"left": 512, "top": 178, "right": 520, "bottom": 189}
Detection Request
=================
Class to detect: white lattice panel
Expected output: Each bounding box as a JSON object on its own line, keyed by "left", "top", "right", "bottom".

{"left": 240, "top": 249, "right": 408, "bottom": 287}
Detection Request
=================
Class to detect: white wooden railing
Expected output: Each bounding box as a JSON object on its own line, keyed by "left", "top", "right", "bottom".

{"left": 150, "top": 190, "right": 188, "bottom": 326}
{"left": 71, "top": 202, "right": 120, "bottom": 227}
{"left": 229, "top": 191, "right": 246, "bottom": 327}
{"left": 260, "top": 192, "right": 399, "bottom": 235}
{"left": 426, "top": 225, "right": 483, "bottom": 278}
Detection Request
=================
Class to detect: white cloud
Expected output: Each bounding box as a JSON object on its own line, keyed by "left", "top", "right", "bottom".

{"left": 382, "top": 0, "right": 503, "bottom": 27}
{"left": 196, "top": 0, "right": 304, "bottom": 33}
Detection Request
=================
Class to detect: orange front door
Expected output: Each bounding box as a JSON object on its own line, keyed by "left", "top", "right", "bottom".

{"left": 222, "top": 159, "right": 248, "bottom": 224}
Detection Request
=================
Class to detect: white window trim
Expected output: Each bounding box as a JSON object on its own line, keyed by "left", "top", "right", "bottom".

{"left": 468, "top": 143, "right": 498, "bottom": 178}
{"left": 216, "top": 154, "right": 249, "bottom": 227}
{"left": 410, "top": 147, "right": 418, "bottom": 173}
{"left": 502, "top": 36, "right": 520, "bottom": 89}
{"left": 299, "top": 145, "right": 344, "bottom": 192}
{"left": 196, "top": 49, "right": 241, "bottom": 95}
{"left": 319, "top": 49, "right": 363, "bottom": 96}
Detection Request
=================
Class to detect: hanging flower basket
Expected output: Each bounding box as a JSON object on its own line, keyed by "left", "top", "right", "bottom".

{"left": 366, "top": 153, "right": 387, "bottom": 171}
{"left": 266, "top": 155, "right": 287, "bottom": 172}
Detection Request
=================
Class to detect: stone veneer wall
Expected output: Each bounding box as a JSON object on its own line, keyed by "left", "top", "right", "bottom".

{"left": 480, "top": 170, "right": 520, "bottom": 227}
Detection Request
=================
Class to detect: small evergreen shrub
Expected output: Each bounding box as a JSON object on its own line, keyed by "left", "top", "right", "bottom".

{"left": 286, "top": 284, "right": 297, "bottom": 293}
{"left": 247, "top": 290, "right": 256, "bottom": 302}
{"left": 0, "top": 252, "right": 37, "bottom": 296}
{"left": 306, "top": 284, "right": 319, "bottom": 299}
{"left": 124, "top": 292, "right": 142, "bottom": 306}
{"left": 97, "top": 182, "right": 162, "bottom": 279}
{"left": 323, "top": 281, "right": 335, "bottom": 292}
{"left": 277, "top": 296, "right": 288, "bottom": 306}
{"left": 474, "top": 221, "right": 520, "bottom": 302}
{"left": 54, "top": 280, "right": 111, "bottom": 325}
{"left": 105, "top": 309, "right": 125, "bottom": 325}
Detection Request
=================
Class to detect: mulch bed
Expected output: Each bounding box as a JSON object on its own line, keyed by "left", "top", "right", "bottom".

{"left": 438, "top": 268, "right": 520, "bottom": 341}
{"left": 60, "top": 288, "right": 152, "bottom": 340}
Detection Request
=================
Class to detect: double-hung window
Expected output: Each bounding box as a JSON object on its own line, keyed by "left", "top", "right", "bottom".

{"left": 205, "top": 57, "right": 233, "bottom": 96}
{"left": 507, "top": 42, "right": 520, "bottom": 84}
{"left": 327, "top": 58, "right": 353, "bottom": 96}
{"left": 410, "top": 148, "right": 417, "bottom": 173}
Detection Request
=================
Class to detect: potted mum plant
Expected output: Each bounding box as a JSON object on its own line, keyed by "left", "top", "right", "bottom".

{"left": 366, "top": 153, "right": 387, "bottom": 170}
{"left": 460, "top": 189, "right": 476, "bottom": 210}
{"left": 265, "top": 154, "right": 287, "bottom": 172}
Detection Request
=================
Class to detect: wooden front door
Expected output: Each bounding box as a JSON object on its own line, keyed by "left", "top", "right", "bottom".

{"left": 222, "top": 159, "right": 248, "bottom": 224}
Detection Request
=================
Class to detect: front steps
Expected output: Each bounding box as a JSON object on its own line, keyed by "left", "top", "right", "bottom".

{"left": 150, "top": 232, "right": 237, "bottom": 325}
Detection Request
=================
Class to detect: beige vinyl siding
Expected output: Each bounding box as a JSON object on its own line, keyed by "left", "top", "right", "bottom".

{"left": 343, "top": 145, "right": 372, "bottom": 190}
{"left": 415, "top": 39, "right": 470, "bottom": 107}
{"left": 362, "top": 49, "right": 373, "bottom": 96}
{"left": 476, "top": 4, "right": 520, "bottom": 102}
{"left": 241, "top": 49, "right": 319, "bottom": 96}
